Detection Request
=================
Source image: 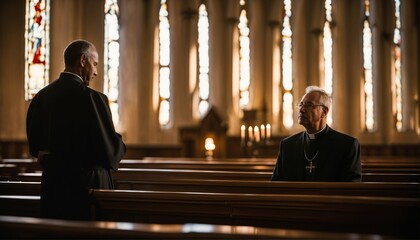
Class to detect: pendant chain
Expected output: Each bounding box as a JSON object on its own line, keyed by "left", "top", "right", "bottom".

{"left": 303, "top": 145, "right": 318, "bottom": 162}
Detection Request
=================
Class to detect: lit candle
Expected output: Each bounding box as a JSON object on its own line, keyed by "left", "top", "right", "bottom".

{"left": 205, "top": 137, "right": 215, "bottom": 159}
{"left": 240, "top": 125, "right": 246, "bottom": 143}
{"left": 248, "top": 126, "right": 253, "bottom": 141}
{"left": 260, "top": 124, "right": 265, "bottom": 141}
{"left": 266, "top": 124, "right": 271, "bottom": 140}
{"left": 205, "top": 138, "right": 215, "bottom": 150}
{"left": 254, "top": 126, "right": 260, "bottom": 143}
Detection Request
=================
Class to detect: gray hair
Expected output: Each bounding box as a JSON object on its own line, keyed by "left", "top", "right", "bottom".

{"left": 64, "top": 39, "right": 94, "bottom": 67}
{"left": 305, "top": 86, "right": 331, "bottom": 109}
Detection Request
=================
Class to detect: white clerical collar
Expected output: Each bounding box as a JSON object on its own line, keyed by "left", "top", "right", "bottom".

{"left": 307, "top": 125, "right": 327, "bottom": 139}
{"left": 63, "top": 71, "right": 83, "bottom": 83}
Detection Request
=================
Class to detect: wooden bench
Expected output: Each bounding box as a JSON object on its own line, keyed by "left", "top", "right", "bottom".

{"left": 142, "top": 157, "right": 276, "bottom": 163}
{"left": 90, "top": 189, "right": 419, "bottom": 238}
{"left": 114, "top": 168, "right": 420, "bottom": 182}
{"left": 119, "top": 159, "right": 275, "bottom": 172}
{"left": 126, "top": 158, "right": 420, "bottom": 174}
{"left": 0, "top": 159, "right": 40, "bottom": 173}
{"left": 361, "top": 173, "right": 420, "bottom": 182}
{"left": 1, "top": 177, "right": 418, "bottom": 199}
{"left": 114, "top": 168, "right": 271, "bottom": 181}
{"left": 0, "top": 215, "right": 386, "bottom": 239}
{"left": 12, "top": 172, "right": 42, "bottom": 182}
{"left": 12, "top": 170, "right": 420, "bottom": 183}
{"left": 0, "top": 181, "right": 41, "bottom": 195}
{"left": 114, "top": 179, "right": 419, "bottom": 198}
{"left": 0, "top": 164, "right": 19, "bottom": 180}
{"left": 2, "top": 191, "right": 413, "bottom": 238}
{"left": 0, "top": 195, "right": 40, "bottom": 218}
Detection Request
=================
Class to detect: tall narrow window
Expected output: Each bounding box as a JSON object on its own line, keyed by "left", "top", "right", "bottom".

{"left": 197, "top": 3, "right": 210, "bottom": 117}
{"left": 238, "top": 0, "right": 251, "bottom": 109}
{"left": 24, "top": 0, "right": 50, "bottom": 101}
{"left": 281, "top": 0, "right": 293, "bottom": 129}
{"left": 363, "top": 0, "right": 374, "bottom": 131}
{"left": 323, "top": 0, "right": 333, "bottom": 124}
{"left": 159, "top": 0, "right": 171, "bottom": 126}
{"left": 104, "top": 0, "right": 120, "bottom": 127}
{"left": 392, "top": 0, "right": 403, "bottom": 131}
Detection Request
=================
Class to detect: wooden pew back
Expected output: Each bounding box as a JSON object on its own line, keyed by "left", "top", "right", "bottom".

{"left": 114, "top": 179, "right": 419, "bottom": 198}
{"left": 91, "top": 189, "right": 419, "bottom": 238}
{"left": 0, "top": 215, "right": 386, "bottom": 239}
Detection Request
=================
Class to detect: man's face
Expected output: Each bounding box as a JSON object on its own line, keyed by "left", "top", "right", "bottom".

{"left": 297, "top": 92, "right": 326, "bottom": 131}
{"left": 81, "top": 47, "right": 98, "bottom": 86}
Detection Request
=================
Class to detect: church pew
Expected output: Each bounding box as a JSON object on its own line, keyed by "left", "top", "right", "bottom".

{"left": 121, "top": 159, "right": 420, "bottom": 174}
{"left": 362, "top": 156, "right": 420, "bottom": 163}
{"left": 0, "top": 190, "right": 417, "bottom": 238}
{"left": 0, "top": 159, "right": 40, "bottom": 173}
{"left": 137, "top": 157, "right": 420, "bottom": 173}
{"left": 0, "top": 181, "right": 41, "bottom": 196}
{"left": 12, "top": 170, "right": 420, "bottom": 183}
{"left": 12, "top": 172, "right": 42, "bottom": 182}
{"left": 114, "top": 168, "right": 271, "bottom": 181}
{"left": 90, "top": 189, "right": 419, "bottom": 238}
{"left": 361, "top": 173, "right": 420, "bottom": 182}
{"left": 113, "top": 168, "right": 420, "bottom": 182}
{"left": 0, "top": 215, "right": 386, "bottom": 239}
{"left": 0, "top": 164, "right": 18, "bottom": 180}
{"left": 114, "top": 179, "right": 419, "bottom": 198}
{"left": 1, "top": 178, "right": 418, "bottom": 199}
{"left": 142, "top": 157, "right": 276, "bottom": 163}
{"left": 119, "top": 159, "right": 275, "bottom": 172}
{"left": 0, "top": 195, "right": 40, "bottom": 218}
{"left": 4, "top": 156, "right": 419, "bottom": 178}
{"left": 1, "top": 179, "right": 417, "bottom": 199}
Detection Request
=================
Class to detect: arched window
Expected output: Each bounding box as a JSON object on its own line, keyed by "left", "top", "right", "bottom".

{"left": 104, "top": 0, "right": 120, "bottom": 127}
{"left": 281, "top": 0, "right": 293, "bottom": 129}
{"left": 25, "top": 0, "right": 50, "bottom": 101}
{"left": 323, "top": 0, "right": 333, "bottom": 124}
{"left": 197, "top": 3, "right": 210, "bottom": 117}
{"left": 362, "top": 0, "right": 374, "bottom": 132}
{"left": 392, "top": 0, "right": 403, "bottom": 132}
{"left": 159, "top": 0, "right": 171, "bottom": 127}
{"left": 238, "top": 0, "right": 251, "bottom": 109}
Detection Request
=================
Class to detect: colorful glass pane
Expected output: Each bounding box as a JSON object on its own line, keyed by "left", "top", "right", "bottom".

{"left": 25, "top": 0, "right": 50, "bottom": 101}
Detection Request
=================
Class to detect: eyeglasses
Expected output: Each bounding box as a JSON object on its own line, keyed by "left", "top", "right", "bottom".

{"left": 297, "top": 102, "right": 325, "bottom": 110}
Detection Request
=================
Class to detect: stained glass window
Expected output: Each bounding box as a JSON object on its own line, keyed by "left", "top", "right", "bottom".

{"left": 159, "top": 0, "right": 171, "bottom": 126}
{"left": 392, "top": 0, "right": 403, "bottom": 131}
{"left": 24, "top": 0, "right": 50, "bottom": 101}
{"left": 323, "top": 0, "right": 333, "bottom": 124}
{"left": 104, "top": 0, "right": 120, "bottom": 127}
{"left": 281, "top": 0, "right": 293, "bottom": 129}
{"left": 198, "top": 3, "right": 210, "bottom": 117}
{"left": 238, "top": 0, "right": 251, "bottom": 109}
{"left": 363, "top": 0, "right": 374, "bottom": 131}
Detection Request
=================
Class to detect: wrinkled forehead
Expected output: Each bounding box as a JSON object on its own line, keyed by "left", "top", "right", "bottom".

{"left": 301, "top": 91, "right": 321, "bottom": 103}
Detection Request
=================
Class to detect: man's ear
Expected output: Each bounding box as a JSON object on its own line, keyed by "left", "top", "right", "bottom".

{"left": 79, "top": 54, "right": 87, "bottom": 67}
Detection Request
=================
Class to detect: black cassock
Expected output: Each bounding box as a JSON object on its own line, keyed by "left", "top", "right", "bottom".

{"left": 271, "top": 125, "right": 361, "bottom": 182}
{"left": 26, "top": 72, "right": 126, "bottom": 220}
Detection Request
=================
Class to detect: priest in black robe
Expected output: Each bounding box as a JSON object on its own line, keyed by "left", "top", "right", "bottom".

{"left": 26, "top": 40, "right": 126, "bottom": 220}
{"left": 271, "top": 86, "right": 361, "bottom": 182}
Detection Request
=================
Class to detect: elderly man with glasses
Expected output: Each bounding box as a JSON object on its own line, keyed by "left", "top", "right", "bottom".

{"left": 271, "top": 86, "right": 361, "bottom": 181}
